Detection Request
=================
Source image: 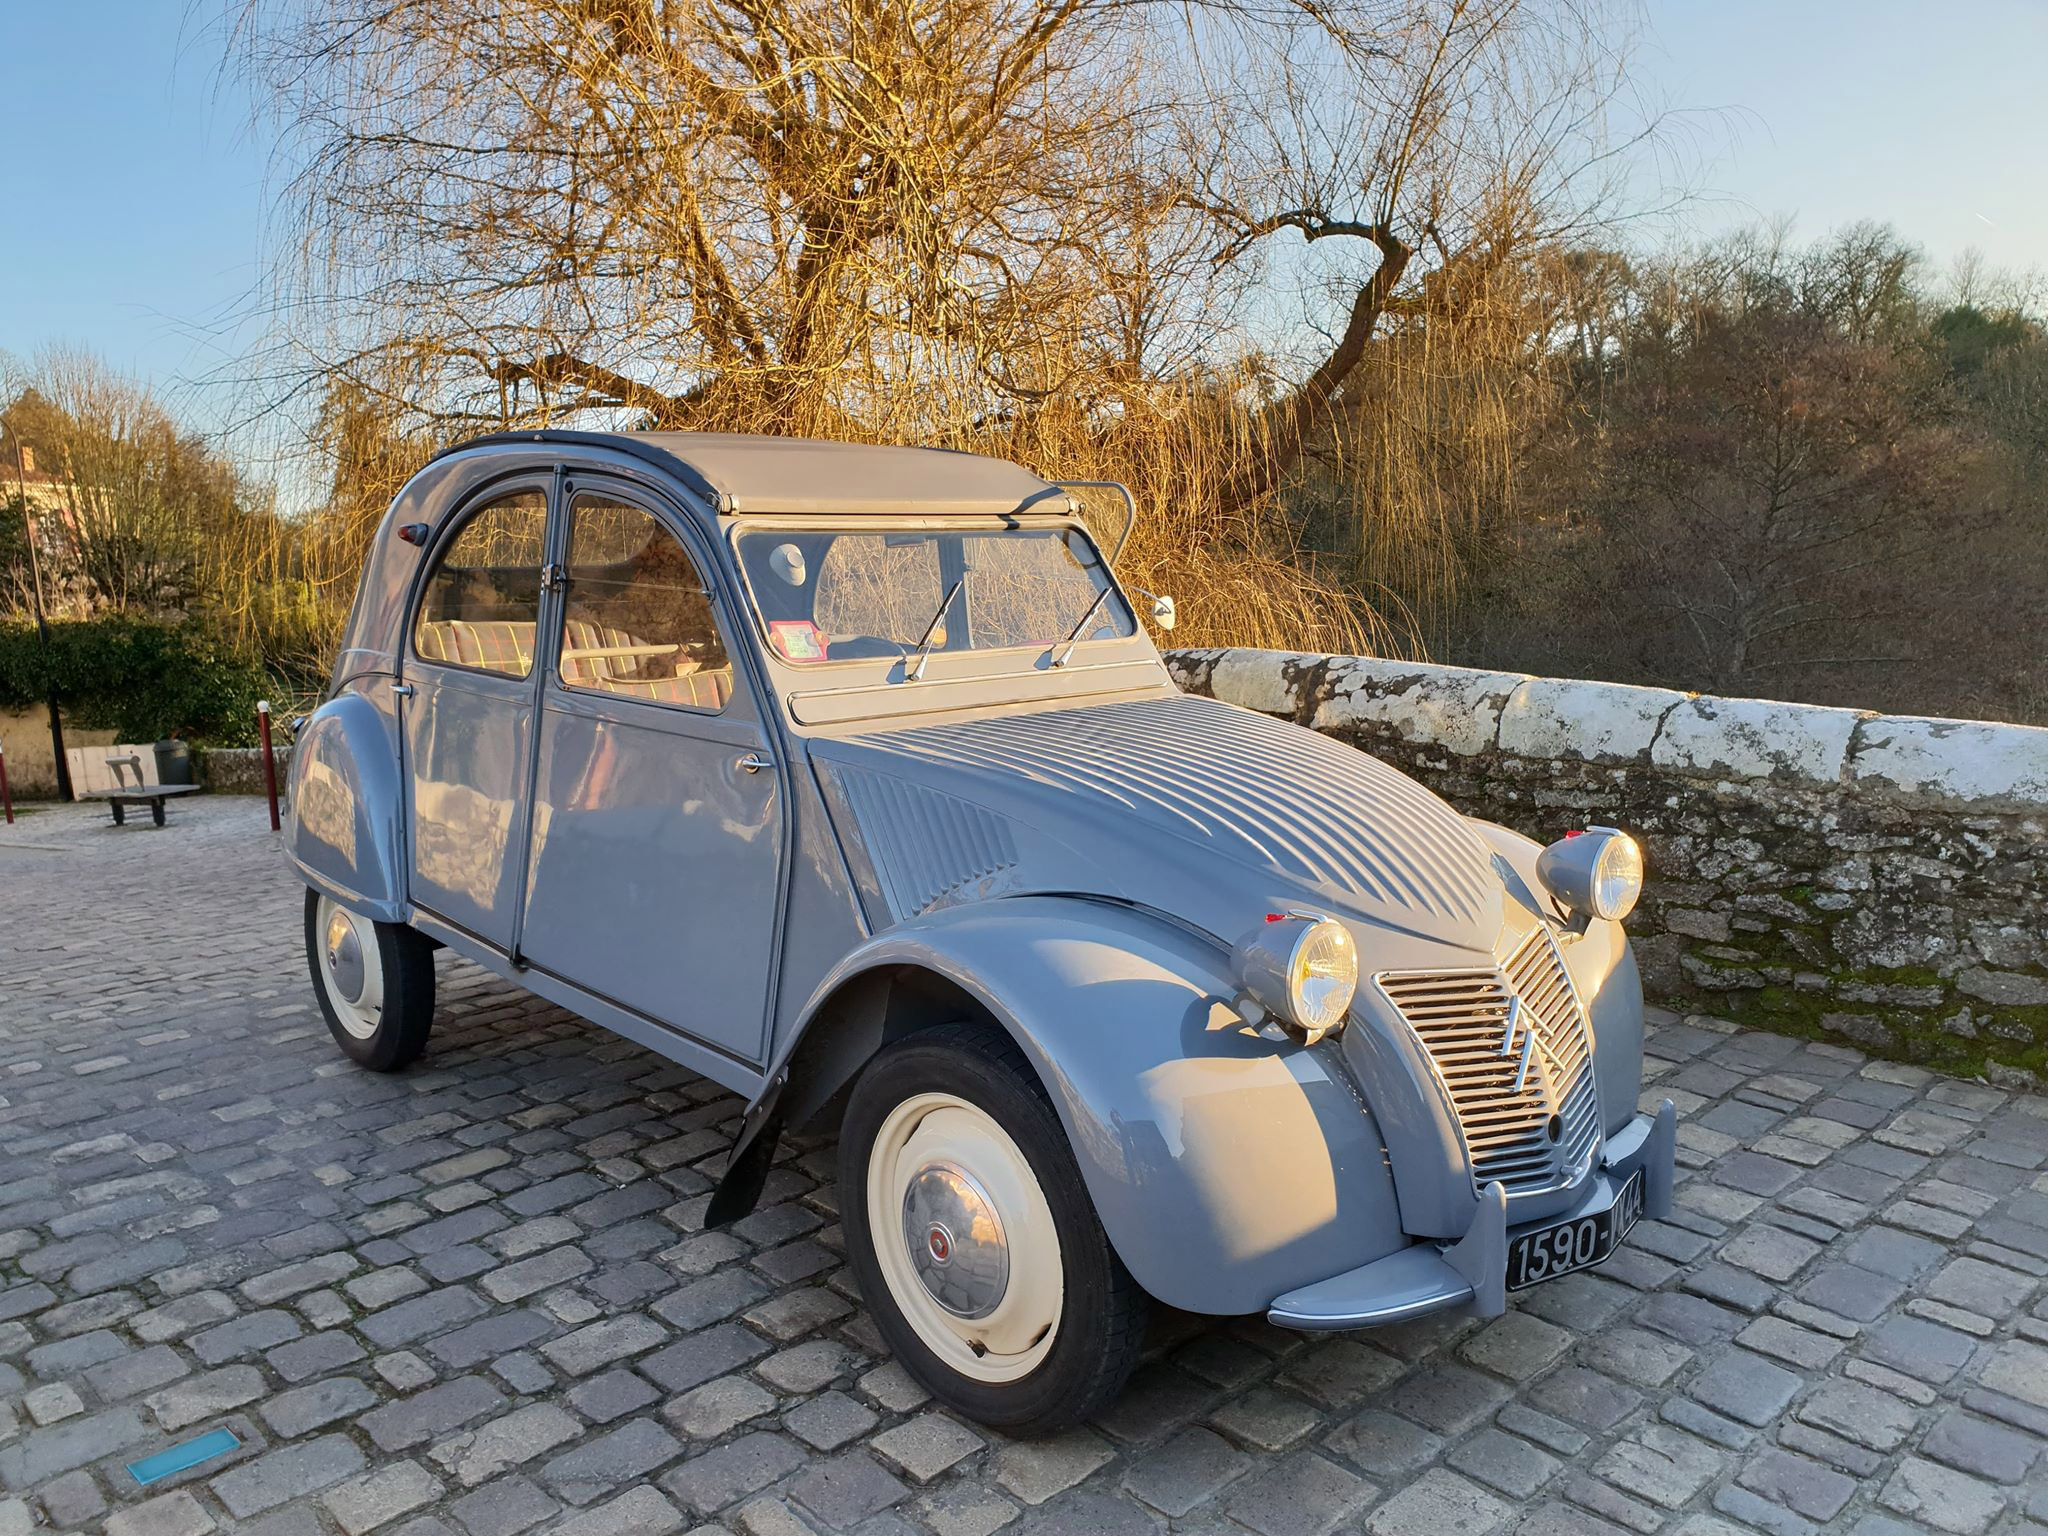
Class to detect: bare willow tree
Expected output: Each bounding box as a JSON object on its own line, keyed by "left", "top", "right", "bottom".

{"left": 2, "top": 348, "right": 223, "bottom": 617}
{"left": 230, "top": 0, "right": 1655, "bottom": 653}
{"left": 0, "top": 347, "right": 336, "bottom": 662}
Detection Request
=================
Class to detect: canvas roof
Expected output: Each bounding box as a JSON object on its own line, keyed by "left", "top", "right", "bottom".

{"left": 443, "top": 430, "right": 1071, "bottom": 517}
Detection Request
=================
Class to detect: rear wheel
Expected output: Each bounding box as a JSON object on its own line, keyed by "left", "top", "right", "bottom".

{"left": 305, "top": 889, "right": 435, "bottom": 1071}
{"left": 839, "top": 1022, "right": 1148, "bottom": 1433}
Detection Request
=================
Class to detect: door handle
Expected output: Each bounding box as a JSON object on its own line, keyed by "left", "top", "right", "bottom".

{"left": 736, "top": 751, "right": 774, "bottom": 775}
{"left": 390, "top": 682, "right": 415, "bottom": 698}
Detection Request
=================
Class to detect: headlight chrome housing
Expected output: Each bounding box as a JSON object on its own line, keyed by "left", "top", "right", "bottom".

{"left": 1233, "top": 914, "right": 1358, "bottom": 1045}
{"left": 1537, "top": 826, "right": 1644, "bottom": 923}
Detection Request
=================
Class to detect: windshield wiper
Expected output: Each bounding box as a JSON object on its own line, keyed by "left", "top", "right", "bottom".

{"left": 1049, "top": 586, "right": 1112, "bottom": 668}
{"left": 905, "top": 576, "right": 965, "bottom": 681}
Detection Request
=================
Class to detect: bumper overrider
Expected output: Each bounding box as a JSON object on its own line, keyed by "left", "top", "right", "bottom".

{"left": 1267, "top": 1098, "right": 1677, "bottom": 1330}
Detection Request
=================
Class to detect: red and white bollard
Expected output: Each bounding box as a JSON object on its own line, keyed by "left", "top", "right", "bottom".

{"left": 257, "top": 701, "right": 281, "bottom": 832}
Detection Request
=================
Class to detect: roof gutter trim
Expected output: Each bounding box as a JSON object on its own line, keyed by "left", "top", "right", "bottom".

{"left": 426, "top": 430, "right": 727, "bottom": 509}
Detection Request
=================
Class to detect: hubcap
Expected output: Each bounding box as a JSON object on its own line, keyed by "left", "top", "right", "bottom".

{"left": 313, "top": 896, "right": 384, "bottom": 1041}
{"left": 902, "top": 1161, "right": 1009, "bottom": 1319}
{"left": 866, "top": 1091, "right": 1063, "bottom": 1385}
{"left": 325, "top": 910, "right": 366, "bottom": 1003}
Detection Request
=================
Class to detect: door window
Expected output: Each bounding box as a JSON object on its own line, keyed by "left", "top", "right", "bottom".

{"left": 412, "top": 488, "right": 548, "bottom": 678}
{"left": 558, "top": 494, "right": 733, "bottom": 712}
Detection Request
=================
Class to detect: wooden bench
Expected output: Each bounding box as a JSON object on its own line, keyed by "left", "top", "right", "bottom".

{"left": 83, "top": 754, "right": 203, "bottom": 827}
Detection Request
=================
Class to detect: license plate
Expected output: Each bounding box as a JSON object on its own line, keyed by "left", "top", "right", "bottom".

{"left": 1505, "top": 1170, "right": 1645, "bottom": 1291}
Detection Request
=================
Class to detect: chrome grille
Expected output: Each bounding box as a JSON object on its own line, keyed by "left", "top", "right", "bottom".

{"left": 1375, "top": 928, "right": 1601, "bottom": 1196}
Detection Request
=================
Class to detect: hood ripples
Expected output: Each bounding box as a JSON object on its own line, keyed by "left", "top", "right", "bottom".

{"left": 853, "top": 694, "right": 1499, "bottom": 926}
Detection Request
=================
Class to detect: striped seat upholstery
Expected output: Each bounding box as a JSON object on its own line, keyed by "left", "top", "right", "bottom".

{"left": 601, "top": 664, "right": 733, "bottom": 710}
{"left": 559, "top": 619, "right": 732, "bottom": 707}
{"left": 416, "top": 620, "right": 535, "bottom": 676}
{"left": 558, "top": 619, "right": 609, "bottom": 688}
{"left": 419, "top": 617, "right": 731, "bottom": 711}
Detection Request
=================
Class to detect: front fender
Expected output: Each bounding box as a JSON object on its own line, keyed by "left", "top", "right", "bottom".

{"left": 766, "top": 896, "right": 1406, "bottom": 1317}
{"left": 285, "top": 689, "right": 406, "bottom": 921}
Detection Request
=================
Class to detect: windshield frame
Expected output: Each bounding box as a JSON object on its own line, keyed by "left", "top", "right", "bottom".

{"left": 726, "top": 513, "right": 1139, "bottom": 677}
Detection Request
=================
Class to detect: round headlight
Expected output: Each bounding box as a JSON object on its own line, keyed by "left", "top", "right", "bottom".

{"left": 1288, "top": 919, "right": 1359, "bottom": 1031}
{"left": 1590, "top": 830, "right": 1644, "bottom": 920}
{"left": 1233, "top": 915, "right": 1359, "bottom": 1043}
{"left": 1536, "top": 826, "right": 1643, "bottom": 922}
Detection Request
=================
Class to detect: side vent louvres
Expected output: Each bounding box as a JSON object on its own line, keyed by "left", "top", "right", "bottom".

{"left": 831, "top": 768, "right": 1021, "bottom": 920}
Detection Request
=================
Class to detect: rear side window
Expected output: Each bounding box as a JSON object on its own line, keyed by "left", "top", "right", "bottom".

{"left": 557, "top": 494, "right": 733, "bottom": 713}
{"left": 413, "top": 489, "right": 549, "bottom": 678}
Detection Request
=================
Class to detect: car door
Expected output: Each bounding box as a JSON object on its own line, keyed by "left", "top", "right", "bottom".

{"left": 401, "top": 482, "right": 552, "bottom": 950}
{"left": 518, "top": 479, "right": 785, "bottom": 1064}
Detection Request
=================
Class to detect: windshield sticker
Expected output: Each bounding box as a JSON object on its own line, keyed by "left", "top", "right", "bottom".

{"left": 769, "top": 620, "right": 828, "bottom": 662}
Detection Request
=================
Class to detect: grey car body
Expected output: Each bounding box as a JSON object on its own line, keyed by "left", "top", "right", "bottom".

{"left": 290, "top": 429, "right": 1674, "bottom": 1371}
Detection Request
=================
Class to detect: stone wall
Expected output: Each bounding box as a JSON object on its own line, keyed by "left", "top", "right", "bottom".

{"left": 200, "top": 745, "right": 294, "bottom": 795}
{"left": 0, "top": 707, "right": 117, "bottom": 796}
{"left": 1169, "top": 648, "right": 2048, "bottom": 1087}
{"left": 0, "top": 722, "right": 293, "bottom": 798}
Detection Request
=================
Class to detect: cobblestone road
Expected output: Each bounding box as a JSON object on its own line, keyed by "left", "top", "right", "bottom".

{"left": 1, "top": 799, "right": 2045, "bottom": 1536}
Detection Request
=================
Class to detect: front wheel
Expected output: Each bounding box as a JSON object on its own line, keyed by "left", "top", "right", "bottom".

{"left": 838, "top": 1022, "right": 1148, "bottom": 1434}
{"left": 305, "top": 889, "right": 435, "bottom": 1071}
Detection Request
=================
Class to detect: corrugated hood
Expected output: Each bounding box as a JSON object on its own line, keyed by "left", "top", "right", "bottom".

{"left": 810, "top": 693, "right": 1507, "bottom": 952}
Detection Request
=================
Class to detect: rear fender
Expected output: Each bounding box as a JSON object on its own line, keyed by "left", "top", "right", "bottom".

{"left": 728, "top": 895, "right": 1404, "bottom": 1317}
{"left": 286, "top": 689, "right": 406, "bottom": 922}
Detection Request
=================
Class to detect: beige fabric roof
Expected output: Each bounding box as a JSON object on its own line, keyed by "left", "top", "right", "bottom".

{"left": 632, "top": 433, "right": 1069, "bottom": 516}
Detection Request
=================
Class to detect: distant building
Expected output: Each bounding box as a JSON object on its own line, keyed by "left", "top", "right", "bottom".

{"left": 3, "top": 438, "right": 80, "bottom": 520}
{"left": 2, "top": 406, "right": 88, "bottom": 618}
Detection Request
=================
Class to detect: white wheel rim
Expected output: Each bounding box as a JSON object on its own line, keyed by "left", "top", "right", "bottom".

{"left": 866, "top": 1091, "right": 1063, "bottom": 1384}
{"left": 315, "top": 896, "right": 384, "bottom": 1041}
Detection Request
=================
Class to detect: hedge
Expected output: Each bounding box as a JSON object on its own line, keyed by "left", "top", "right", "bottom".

{"left": 0, "top": 619, "right": 273, "bottom": 746}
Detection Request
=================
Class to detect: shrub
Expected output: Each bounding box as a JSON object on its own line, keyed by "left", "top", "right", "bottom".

{"left": 0, "top": 618, "right": 273, "bottom": 746}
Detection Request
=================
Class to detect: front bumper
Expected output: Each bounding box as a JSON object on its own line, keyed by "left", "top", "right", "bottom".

{"left": 1267, "top": 1098, "right": 1677, "bottom": 1331}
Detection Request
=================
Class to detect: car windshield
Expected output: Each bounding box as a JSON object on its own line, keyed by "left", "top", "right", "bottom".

{"left": 735, "top": 525, "right": 1134, "bottom": 666}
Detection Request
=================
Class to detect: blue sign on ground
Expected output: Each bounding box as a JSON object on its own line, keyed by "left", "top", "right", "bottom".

{"left": 126, "top": 1427, "right": 241, "bottom": 1487}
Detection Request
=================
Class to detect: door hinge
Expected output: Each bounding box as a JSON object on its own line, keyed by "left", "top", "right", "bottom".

{"left": 540, "top": 563, "right": 567, "bottom": 594}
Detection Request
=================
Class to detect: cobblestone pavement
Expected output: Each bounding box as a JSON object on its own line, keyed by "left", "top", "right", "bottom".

{"left": 2, "top": 799, "right": 2045, "bottom": 1536}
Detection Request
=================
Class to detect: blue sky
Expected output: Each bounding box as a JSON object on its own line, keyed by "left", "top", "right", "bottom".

{"left": 1644, "top": 0, "right": 2048, "bottom": 271}
{"left": 0, "top": 7, "right": 271, "bottom": 408}
{"left": 2, "top": 0, "right": 2044, "bottom": 440}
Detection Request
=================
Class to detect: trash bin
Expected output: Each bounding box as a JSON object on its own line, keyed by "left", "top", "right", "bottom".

{"left": 153, "top": 738, "right": 194, "bottom": 786}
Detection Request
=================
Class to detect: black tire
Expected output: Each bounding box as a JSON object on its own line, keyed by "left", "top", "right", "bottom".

{"left": 838, "top": 1021, "right": 1148, "bottom": 1434}
{"left": 304, "top": 888, "right": 436, "bottom": 1072}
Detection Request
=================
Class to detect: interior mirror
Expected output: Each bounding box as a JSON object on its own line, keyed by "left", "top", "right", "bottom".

{"left": 1150, "top": 594, "right": 1177, "bottom": 631}
{"left": 769, "top": 543, "right": 807, "bottom": 586}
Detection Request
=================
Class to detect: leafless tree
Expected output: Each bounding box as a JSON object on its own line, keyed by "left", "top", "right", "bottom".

{"left": 227, "top": 0, "right": 1661, "bottom": 651}
{"left": 3, "top": 348, "right": 217, "bottom": 616}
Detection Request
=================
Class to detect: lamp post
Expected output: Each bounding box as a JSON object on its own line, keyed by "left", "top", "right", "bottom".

{"left": 7, "top": 426, "right": 69, "bottom": 800}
